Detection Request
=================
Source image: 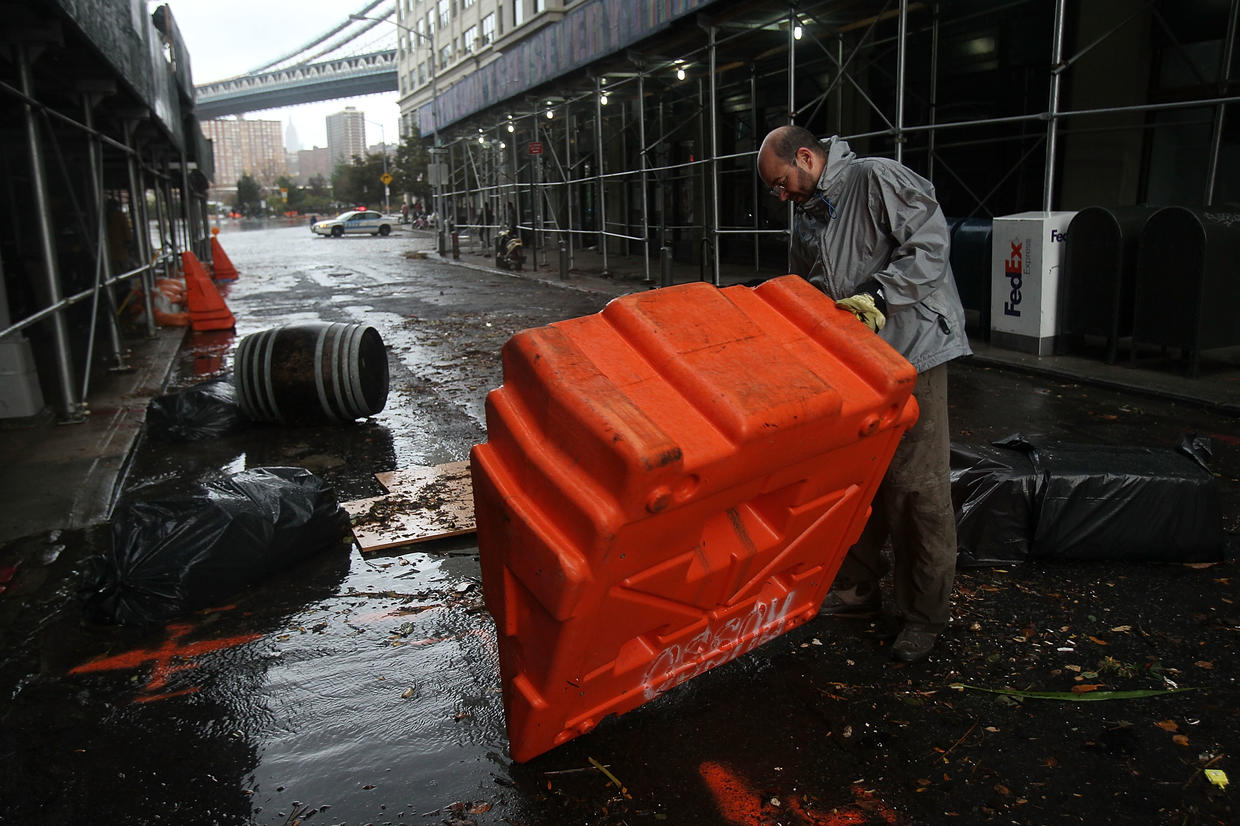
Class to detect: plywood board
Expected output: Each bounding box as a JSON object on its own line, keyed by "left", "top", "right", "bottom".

{"left": 343, "top": 460, "right": 475, "bottom": 552}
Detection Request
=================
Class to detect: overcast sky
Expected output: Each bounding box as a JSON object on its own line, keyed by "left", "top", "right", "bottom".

{"left": 155, "top": 0, "right": 402, "bottom": 150}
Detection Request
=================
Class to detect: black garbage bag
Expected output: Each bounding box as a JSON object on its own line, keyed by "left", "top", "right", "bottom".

{"left": 950, "top": 442, "right": 1037, "bottom": 566}
{"left": 146, "top": 378, "right": 247, "bottom": 441}
{"left": 82, "top": 467, "right": 351, "bottom": 625}
{"left": 950, "top": 434, "right": 1225, "bottom": 566}
{"left": 1002, "top": 434, "right": 1225, "bottom": 563}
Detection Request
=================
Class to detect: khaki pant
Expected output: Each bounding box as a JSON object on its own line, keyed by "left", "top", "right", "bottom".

{"left": 835, "top": 363, "right": 957, "bottom": 629}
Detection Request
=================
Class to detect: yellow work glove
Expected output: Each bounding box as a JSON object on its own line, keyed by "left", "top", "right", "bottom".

{"left": 835, "top": 293, "right": 886, "bottom": 332}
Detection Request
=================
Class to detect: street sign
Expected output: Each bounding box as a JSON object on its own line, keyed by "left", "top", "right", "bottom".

{"left": 427, "top": 163, "right": 447, "bottom": 186}
{"left": 380, "top": 172, "right": 393, "bottom": 185}
{"left": 528, "top": 142, "right": 543, "bottom": 155}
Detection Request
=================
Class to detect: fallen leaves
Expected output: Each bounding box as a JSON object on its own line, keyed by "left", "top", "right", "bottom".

{"left": 1156, "top": 720, "right": 1179, "bottom": 732}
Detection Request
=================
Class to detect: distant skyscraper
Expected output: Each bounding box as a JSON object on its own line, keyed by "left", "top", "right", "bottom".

{"left": 326, "top": 107, "right": 366, "bottom": 168}
{"left": 203, "top": 117, "right": 287, "bottom": 195}
{"left": 284, "top": 118, "right": 300, "bottom": 153}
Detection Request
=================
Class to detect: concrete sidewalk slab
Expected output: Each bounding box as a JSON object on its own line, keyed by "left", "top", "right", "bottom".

{"left": 0, "top": 326, "right": 185, "bottom": 545}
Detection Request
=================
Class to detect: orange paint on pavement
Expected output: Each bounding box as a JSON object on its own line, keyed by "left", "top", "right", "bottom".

{"left": 699, "top": 761, "right": 765, "bottom": 824}
{"left": 700, "top": 761, "right": 901, "bottom": 826}
{"left": 70, "top": 622, "right": 262, "bottom": 703}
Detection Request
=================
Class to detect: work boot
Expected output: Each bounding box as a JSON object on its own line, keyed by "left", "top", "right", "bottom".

{"left": 818, "top": 582, "right": 880, "bottom": 617}
{"left": 891, "top": 623, "right": 939, "bottom": 663}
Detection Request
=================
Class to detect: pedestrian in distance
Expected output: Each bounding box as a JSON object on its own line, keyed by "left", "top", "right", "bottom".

{"left": 756, "top": 124, "right": 972, "bottom": 663}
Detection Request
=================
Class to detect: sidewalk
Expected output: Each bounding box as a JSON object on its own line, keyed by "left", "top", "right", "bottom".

{"left": 0, "top": 325, "right": 185, "bottom": 546}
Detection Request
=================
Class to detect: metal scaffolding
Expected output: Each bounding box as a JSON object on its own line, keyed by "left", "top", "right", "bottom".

{"left": 427, "top": 0, "right": 1236, "bottom": 285}
{"left": 0, "top": 3, "right": 209, "bottom": 423}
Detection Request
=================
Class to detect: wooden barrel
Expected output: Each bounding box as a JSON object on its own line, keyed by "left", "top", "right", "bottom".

{"left": 235, "top": 322, "right": 389, "bottom": 424}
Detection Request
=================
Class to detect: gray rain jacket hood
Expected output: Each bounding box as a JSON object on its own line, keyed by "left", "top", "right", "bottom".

{"left": 789, "top": 136, "right": 971, "bottom": 373}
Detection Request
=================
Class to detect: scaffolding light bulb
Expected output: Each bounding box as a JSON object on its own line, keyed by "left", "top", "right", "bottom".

{"left": 546, "top": 108, "right": 554, "bottom": 119}
{"left": 676, "top": 67, "right": 686, "bottom": 81}
{"left": 499, "top": 141, "right": 506, "bottom": 149}
{"left": 506, "top": 122, "right": 515, "bottom": 133}
{"left": 479, "top": 135, "right": 485, "bottom": 144}
{"left": 600, "top": 93, "right": 609, "bottom": 105}
{"left": 794, "top": 25, "right": 803, "bottom": 40}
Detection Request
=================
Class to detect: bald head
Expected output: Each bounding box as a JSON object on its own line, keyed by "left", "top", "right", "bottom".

{"left": 757, "top": 125, "right": 828, "bottom": 204}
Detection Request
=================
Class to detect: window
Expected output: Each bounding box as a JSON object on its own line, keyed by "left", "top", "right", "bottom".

{"left": 463, "top": 0, "right": 476, "bottom": 6}
{"left": 439, "top": 44, "right": 451, "bottom": 68}
{"left": 426, "top": 10, "right": 434, "bottom": 38}
{"left": 534, "top": 0, "right": 545, "bottom": 12}
{"left": 464, "top": 26, "right": 477, "bottom": 53}
{"left": 481, "top": 13, "right": 495, "bottom": 44}
{"left": 513, "top": 0, "right": 524, "bottom": 27}
{"left": 438, "top": 0, "right": 450, "bottom": 28}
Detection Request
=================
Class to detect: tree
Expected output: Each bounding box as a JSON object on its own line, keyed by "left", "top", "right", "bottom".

{"left": 308, "top": 174, "right": 329, "bottom": 198}
{"left": 391, "top": 130, "right": 432, "bottom": 206}
{"left": 331, "top": 152, "right": 388, "bottom": 208}
{"left": 235, "top": 173, "right": 262, "bottom": 216}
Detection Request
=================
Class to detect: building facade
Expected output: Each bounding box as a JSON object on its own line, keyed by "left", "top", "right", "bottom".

{"left": 202, "top": 117, "right": 286, "bottom": 198}
{"left": 326, "top": 106, "right": 367, "bottom": 167}
{"left": 394, "top": 0, "right": 528, "bottom": 140}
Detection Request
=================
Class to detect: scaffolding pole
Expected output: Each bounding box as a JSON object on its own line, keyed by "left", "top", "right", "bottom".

{"left": 566, "top": 106, "right": 575, "bottom": 267}
{"left": 896, "top": 0, "right": 908, "bottom": 162}
{"left": 123, "top": 118, "right": 157, "bottom": 340}
{"left": 595, "top": 75, "right": 608, "bottom": 275}
{"left": 19, "top": 43, "right": 82, "bottom": 422}
{"left": 638, "top": 71, "right": 652, "bottom": 284}
{"left": 1205, "top": 0, "right": 1238, "bottom": 206}
{"left": 708, "top": 21, "right": 721, "bottom": 285}
{"left": 1043, "top": 0, "right": 1066, "bottom": 211}
{"left": 81, "top": 91, "right": 129, "bottom": 381}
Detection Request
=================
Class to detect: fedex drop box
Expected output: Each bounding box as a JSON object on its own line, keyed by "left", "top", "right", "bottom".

{"left": 989, "top": 211, "right": 1075, "bottom": 354}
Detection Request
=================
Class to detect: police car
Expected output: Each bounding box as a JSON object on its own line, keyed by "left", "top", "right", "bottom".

{"left": 311, "top": 209, "right": 396, "bottom": 238}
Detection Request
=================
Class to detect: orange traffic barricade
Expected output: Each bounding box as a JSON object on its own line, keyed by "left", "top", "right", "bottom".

{"left": 210, "top": 236, "right": 239, "bottom": 281}
{"left": 181, "top": 251, "right": 235, "bottom": 331}
{"left": 471, "top": 275, "right": 918, "bottom": 762}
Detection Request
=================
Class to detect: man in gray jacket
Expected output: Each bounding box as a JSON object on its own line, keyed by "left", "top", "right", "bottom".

{"left": 757, "top": 124, "right": 971, "bottom": 663}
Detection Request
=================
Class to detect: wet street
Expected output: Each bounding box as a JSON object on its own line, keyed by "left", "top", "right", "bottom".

{"left": 2, "top": 221, "right": 1238, "bottom": 825}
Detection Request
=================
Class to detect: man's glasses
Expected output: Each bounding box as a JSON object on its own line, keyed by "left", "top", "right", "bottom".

{"left": 768, "top": 179, "right": 788, "bottom": 198}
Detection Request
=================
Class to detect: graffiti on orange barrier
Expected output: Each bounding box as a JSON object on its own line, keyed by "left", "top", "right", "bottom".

{"left": 70, "top": 622, "right": 261, "bottom": 703}
{"left": 641, "top": 591, "right": 801, "bottom": 701}
{"left": 699, "top": 761, "right": 899, "bottom": 826}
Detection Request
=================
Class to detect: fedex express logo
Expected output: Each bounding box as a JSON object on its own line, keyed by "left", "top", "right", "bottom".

{"left": 1003, "top": 241, "right": 1025, "bottom": 317}
{"left": 1003, "top": 228, "right": 1067, "bottom": 317}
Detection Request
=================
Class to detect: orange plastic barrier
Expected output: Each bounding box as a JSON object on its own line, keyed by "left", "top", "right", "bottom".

{"left": 210, "top": 237, "right": 239, "bottom": 281}
{"left": 181, "top": 251, "right": 235, "bottom": 331}
{"left": 471, "top": 275, "right": 919, "bottom": 762}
